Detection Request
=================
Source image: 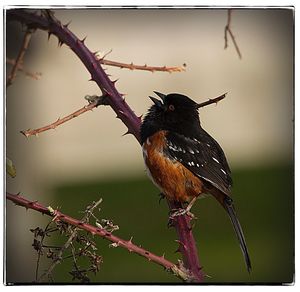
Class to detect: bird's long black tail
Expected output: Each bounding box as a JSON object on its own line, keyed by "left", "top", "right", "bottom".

{"left": 222, "top": 196, "right": 252, "bottom": 273}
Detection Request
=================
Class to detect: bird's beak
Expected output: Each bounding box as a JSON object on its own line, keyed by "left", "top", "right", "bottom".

{"left": 153, "top": 91, "right": 166, "bottom": 103}
{"left": 149, "top": 91, "right": 166, "bottom": 108}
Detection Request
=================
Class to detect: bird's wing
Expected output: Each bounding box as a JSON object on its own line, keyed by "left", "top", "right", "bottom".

{"left": 165, "top": 131, "right": 233, "bottom": 196}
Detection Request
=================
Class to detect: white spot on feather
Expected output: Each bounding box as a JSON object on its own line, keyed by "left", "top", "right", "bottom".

{"left": 188, "top": 148, "right": 195, "bottom": 154}
{"left": 212, "top": 157, "right": 219, "bottom": 163}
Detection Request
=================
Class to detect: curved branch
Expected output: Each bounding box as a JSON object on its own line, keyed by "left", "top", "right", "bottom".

{"left": 7, "top": 9, "right": 205, "bottom": 282}
{"left": 6, "top": 192, "right": 193, "bottom": 282}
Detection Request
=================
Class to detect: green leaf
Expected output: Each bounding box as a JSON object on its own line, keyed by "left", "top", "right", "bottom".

{"left": 6, "top": 157, "right": 16, "bottom": 178}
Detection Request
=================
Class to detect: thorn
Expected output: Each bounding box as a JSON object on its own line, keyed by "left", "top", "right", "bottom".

{"left": 128, "top": 236, "right": 133, "bottom": 244}
{"left": 47, "top": 31, "right": 53, "bottom": 41}
{"left": 63, "top": 20, "right": 72, "bottom": 28}
{"left": 88, "top": 77, "right": 94, "bottom": 82}
{"left": 122, "top": 130, "right": 132, "bottom": 137}
{"left": 81, "top": 36, "right": 87, "bottom": 43}
{"left": 112, "top": 79, "right": 119, "bottom": 85}
{"left": 138, "top": 114, "right": 143, "bottom": 122}
{"left": 58, "top": 39, "right": 64, "bottom": 47}
{"left": 20, "top": 130, "right": 30, "bottom": 138}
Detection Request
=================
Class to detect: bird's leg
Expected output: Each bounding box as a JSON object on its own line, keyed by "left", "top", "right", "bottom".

{"left": 169, "top": 197, "right": 198, "bottom": 219}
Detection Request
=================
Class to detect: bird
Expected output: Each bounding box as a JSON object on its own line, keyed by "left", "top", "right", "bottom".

{"left": 140, "top": 91, "right": 251, "bottom": 273}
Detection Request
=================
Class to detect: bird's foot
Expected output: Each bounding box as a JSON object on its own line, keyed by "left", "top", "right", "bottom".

{"left": 169, "top": 207, "right": 196, "bottom": 220}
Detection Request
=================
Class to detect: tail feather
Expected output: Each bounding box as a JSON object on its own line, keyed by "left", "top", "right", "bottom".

{"left": 223, "top": 196, "right": 252, "bottom": 273}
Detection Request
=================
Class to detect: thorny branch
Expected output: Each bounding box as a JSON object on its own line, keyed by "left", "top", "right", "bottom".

{"left": 37, "top": 199, "right": 103, "bottom": 282}
{"left": 20, "top": 94, "right": 109, "bottom": 138}
{"left": 224, "top": 9, "right": 242, "bottom": 59}
{"left": 7, "top": 9, "right": 205, "bottom": 282}
{"left": 7, "top": 28, "right": 33, "bottom": 87}
{"left": 7, "top": 192, "right": 193, "bottom": 282}
{"left": 98, "top": 57, "right": 186, "bottom": 73}
{"left": 6, "top": 58, "right": 42, "bottom": 80}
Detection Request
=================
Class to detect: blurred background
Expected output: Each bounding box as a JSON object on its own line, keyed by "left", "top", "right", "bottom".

{"left": 5, "top": 8, "right": 293, "bottom": 284}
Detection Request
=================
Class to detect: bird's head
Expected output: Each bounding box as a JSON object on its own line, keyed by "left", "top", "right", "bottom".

{"left": 141, "top": 91, "right": 201, "bottom": 142}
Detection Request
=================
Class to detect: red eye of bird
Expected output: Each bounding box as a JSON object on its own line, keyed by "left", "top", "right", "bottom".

{"left": 168, "top": 104, "right": 175, "bottom": 111}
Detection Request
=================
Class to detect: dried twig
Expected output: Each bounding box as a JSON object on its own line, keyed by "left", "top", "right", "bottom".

{"left": 224, "top": 9, "right": 242, "bottom": 59}
{"left": 7, "top": 29, "right": 33, "bottom": 87}
{"left": 31, "top": 222, "right": 54, "bottom": 281}
{"left": 20, "top": 95, "right": 109, "bottom": 138}
{"left": 6, "top": 58, "right": 42, "bottom": 80}
{"left": 197, "top": 93, "right": 227, "bottom": 109}
{"left": 6, "top": 192, "right": 193, "bottom": 282}
{"left": 98, "top": 57, "right": 186, "bottom": 73}
{"left": 37, "top": 199, "right": 103, "bottom": 282}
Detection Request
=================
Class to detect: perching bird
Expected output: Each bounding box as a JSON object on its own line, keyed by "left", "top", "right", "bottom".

{"left": 140, "top": 91, "right": 251, "bottom": 272}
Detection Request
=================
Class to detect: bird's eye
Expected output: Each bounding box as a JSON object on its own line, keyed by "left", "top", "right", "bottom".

{"left": 168, "top": 104, "right": 175, "bottom": 111}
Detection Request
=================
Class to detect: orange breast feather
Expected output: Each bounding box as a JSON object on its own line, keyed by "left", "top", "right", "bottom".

{"left": 143, "top": 130, "right": 203, "bottom": 202}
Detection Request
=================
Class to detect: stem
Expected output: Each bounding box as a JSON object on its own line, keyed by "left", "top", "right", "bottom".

{"left": 7, "top": 9, "right": 204, "bottom": 282}
{"left": 168, "top": 200, "right": 203, "bottom": 281}
{"left": 6, "top": 57, "right": 42, "bottom": 80}
{"left": 20, "top": 97, "right": 105, "bottom": 137}
{"left": 197, "top": 93, "right": 227, "bottom": 109}
{"left": 7, "top": 29, "right": 32, "bottom": 87}
{"left": 224, "top": 9, "right": 242, "bottom": 59}
{"left": 99, "top": 58, "right": 186, "bottom": 73}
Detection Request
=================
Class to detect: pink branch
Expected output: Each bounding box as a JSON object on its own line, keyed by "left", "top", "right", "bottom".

{"left": 7, "top": 9, "right": 205, "bottom": 282}
{"left": 7, "top": 192, "right": 192, "bottom": 281}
